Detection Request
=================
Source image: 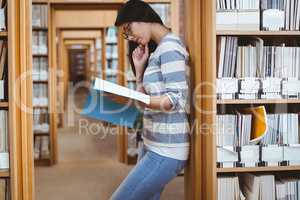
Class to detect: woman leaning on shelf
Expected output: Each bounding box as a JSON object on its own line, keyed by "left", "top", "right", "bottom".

{"left": 109, "top": 0, "right": 190, "bottom": 200}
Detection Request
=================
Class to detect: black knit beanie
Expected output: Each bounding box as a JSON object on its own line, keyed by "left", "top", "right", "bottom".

{"left": 115, "top": 0, "right": 163, "bottom": 26}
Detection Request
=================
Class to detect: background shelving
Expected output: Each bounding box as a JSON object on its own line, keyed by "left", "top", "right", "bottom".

{"left": 32, "top": 2, "right": 52, "bottom": 166}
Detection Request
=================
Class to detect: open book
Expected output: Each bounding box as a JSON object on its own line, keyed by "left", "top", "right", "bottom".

{"left": 81, "top": 78, "right": 148, "bottom": 128}
{"left": 94, "top": 78, "right": 150, "bottom": 105}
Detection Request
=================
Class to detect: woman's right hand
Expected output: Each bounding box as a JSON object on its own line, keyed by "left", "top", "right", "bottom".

{"left": 132, "top": 44, "right": 149, "bottom": 80}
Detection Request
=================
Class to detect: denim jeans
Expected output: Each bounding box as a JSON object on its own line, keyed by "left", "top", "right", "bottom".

{"left": 109, "top": 143, "right": 187, "bottom": 200}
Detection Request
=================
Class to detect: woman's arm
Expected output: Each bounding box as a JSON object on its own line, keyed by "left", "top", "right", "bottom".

{"left": 135, "top": 81, "right": 173, "bottom": 111}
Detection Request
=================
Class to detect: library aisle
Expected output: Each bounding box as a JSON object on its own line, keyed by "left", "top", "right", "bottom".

{"left": 34, "top": 88, "right": 184, "bottom": 200}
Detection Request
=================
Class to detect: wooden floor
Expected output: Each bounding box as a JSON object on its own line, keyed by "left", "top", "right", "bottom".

{"left": 34, "top": 88, "right": 185, "bottom": 200}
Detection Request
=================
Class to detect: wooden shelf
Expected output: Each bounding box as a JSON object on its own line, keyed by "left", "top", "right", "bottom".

{"left": 32, "top": 27, "right": 48, "bottom": 31}
{"left": 41, "top": 0, "right": 171, "bottom": 4}
{"left": 217, "top": 30, "right": 300, "bottom": 36}
{"left": 35, "top": 158, "right": 51, "bottom": 166}
{"left": 33, "top": 105, "right": 48, "bottom": 109}
{"left": 33, "top": 80, "right": 48, "bottom": 84}
{"left": 33, "top": 54, "right": 48, "bottom": 57}
{"left": 0, "top": 169, "right": 10, "bottom": 178}
{"left": 217, "top": 166, "right": 300, "bottom": 173}
{"left": 0, "top": 31, "right": 8, "bottom": 37}
{"left": 217, "top": 99, "right": 300, "bottom": 105}
{"left": 0, "top": 102, "right": 9, "bottom": 108}
{"left": 34, "top": 132, "right": 49, "bottom": 136}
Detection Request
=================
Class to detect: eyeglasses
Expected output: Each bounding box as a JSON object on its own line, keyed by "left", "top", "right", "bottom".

{"left": 122, "top": 23, "right": 134, "bottom": 40}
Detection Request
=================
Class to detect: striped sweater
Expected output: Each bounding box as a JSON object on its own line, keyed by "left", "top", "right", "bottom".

{"left": 142, "top": 33, "right": 190, "bottom": 160}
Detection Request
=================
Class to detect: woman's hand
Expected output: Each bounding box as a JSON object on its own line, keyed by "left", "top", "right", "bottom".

{"left": 132, "top": 44, "right": 149, "bottom": 81}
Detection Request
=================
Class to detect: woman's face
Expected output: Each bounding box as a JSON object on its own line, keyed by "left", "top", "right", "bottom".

{"left": 122, "top": 22, "right": 151, "bottom": 45}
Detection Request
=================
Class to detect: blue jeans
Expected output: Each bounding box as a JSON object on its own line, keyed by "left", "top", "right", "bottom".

{"left": 109, "top": 143, "right": 187, "bottom": 200}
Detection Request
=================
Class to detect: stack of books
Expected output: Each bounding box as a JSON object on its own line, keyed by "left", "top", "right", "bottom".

{"left": 217, "top": 176, "right": 244, "bottom": 200}
{"left": 34, "top": 136, "right": 50, "bottom": 160}
{"left": 32, "top": 31, "right": 48, "bottom": 55}
{"left": 33, "top": 108, "right": 49, "bottom": 133}
{"left": 150, "top": 4, "right": 171, "bottom": 27}
{"left": 216, "top": 0, "right": 260, "bottom": 31}
{"left": 32, "top": 4, "right": 48, "bottom": 28}
{"left": 217, "top": 36, "right": 300, "bottom": 99}
{"left": 0, "top": 0, "right": 6, "bottom": 31}
{"left": 32, "top": 57, "right": 48, "bottom": 81}
{"left": 0, "top": 110, "right": 8, "bottom": 169}
{"left": 0, "top": 41, "right": 7, "bottom": 100}
{"left": 218, "top": 174, "right": 300, "bottom": 200}
{"left": 0, "top": 178, "right": 10, "bottom": 200}
{"left": 33, "top": 84, "right": 48, "bottom": 107}
{"left": 262, "top": 0, "right": 300, "bottom": 31}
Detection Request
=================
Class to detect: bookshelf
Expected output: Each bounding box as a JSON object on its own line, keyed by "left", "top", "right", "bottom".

{"left": 185, "top": 0, "right": 300, "bottom": 199}
{"left": 0, "top": 0, "right": 36, "bottom": 199}
{"left": 32, "top": 2, "right": 55, "bottom": 166}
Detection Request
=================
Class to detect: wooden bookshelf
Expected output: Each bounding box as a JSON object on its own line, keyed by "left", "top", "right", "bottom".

{"left": 0, "top": 31, "right": 8, "bottom": 37}
{"left": 217, "top": 99, "right": 300, "bottom": 105}
{"left": 185, "top": 0, "right": 300, "bottom": 200}
{"left": 217, "top": 30, "right": 300, "bottom": 36}
{"left": 0, "top": 170, "right": 9, "bottom": 178}
{"left": 217, "top": 166, "right": 300, "bottom": 173}
{"left": 0, "top": 102, "right": 9, "bottom": 107}
{"left": 32, "top": 2, "right": 55, "bottom": 167}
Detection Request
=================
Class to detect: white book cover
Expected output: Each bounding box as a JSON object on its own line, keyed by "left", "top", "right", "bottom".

{"left": 93, "top": 78, "right": 150, "bottom": 105}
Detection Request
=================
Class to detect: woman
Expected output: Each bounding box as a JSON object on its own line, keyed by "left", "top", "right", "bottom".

{"left": 109, "top": 0, "right": 190, "bottom": 199}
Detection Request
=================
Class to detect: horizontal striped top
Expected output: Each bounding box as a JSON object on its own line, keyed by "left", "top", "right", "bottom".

{"left": 142, "top": 33, "right": 190, "bottom": 160}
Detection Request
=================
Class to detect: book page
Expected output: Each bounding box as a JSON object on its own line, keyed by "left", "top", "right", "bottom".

{"left": 93, "top": 78, "right": 150, "bottom": 105}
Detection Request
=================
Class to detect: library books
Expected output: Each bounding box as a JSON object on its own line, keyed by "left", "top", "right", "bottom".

{"left": 105, "top": 27, "right": 117, "bottom": 44}
{"left": 239, "top": 173, "right": 276, "bottom": 200}
{"left": 217, "top": 36, "right": 300, "bottom": 100}
{"left": 218, "top": 174, "right": 300, "bottom": 200}
{"left": 0, "top": 110, "right": 8, "bottom": 169}
{"left": 32, "top": 4, "right": 48, "bottom": 28}
{"left": 262, "top": 0, "right": 300, "bottom": 31}
{"left": 32, "top": 31, "right": 48, "bottom": 55}
{"left": 150, "top": 4, "right": 171, "bottom": 28}
{"left": 216, "top": 0, "right": 260, "bottom": 31}
{"left": 32, "top": 57, "right": 48, "bottom": 81}
{"left": 0, "top": 41, "right": 7, "bottom": 100}
{"left": 217, "top": 176, "right": 245, "bottom": 200}
{"left": 0, "top": 0, "right": 6, "bottom": 31}
{"left": 0, "top": 179, "right": 10, "bottom": 200}
{"left": 33, "top": 108, "right": 49, "bottom": 133}
{"left": 34, "top": 136, "right": 50, "bottom": 160}
{"left": 33, "top": 84, "right": 48, "bottom": 106}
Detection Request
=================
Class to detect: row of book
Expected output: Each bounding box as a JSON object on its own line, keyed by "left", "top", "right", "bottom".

{"left": 32, "top": 4, "right": 48, "bottom": 28}
{"left": 217, "top": 110, "right": 300, "bottom": 167}
{"left": 217, "top": 77, "right": 300, "bottom": 99}
{"left": 0, "top": 179, "right": 10, "bottom": 200}
{"left": 217, "top": 113, "right": 299, "bottom": 146}
{"left": 0, "top": 110, "right": 8, "bottom": 169}
{"left": 33, "top": 108, "right": 49, "bottom": 133}
{"left": 106, "top": 44, "right": 118, "bottom": 60}
{"left": 32, "top": 57, "right": 48, "bottom": 81}
{"left": 0, "top": 40, "right": 7, "bottom": 100}
{"left": 33, "top": 84, "right": 48, "bottom": 107}
{"left": 150, "top": 4, "right": 171, "bottom": 27}
{"left": 218, "top": 174, "right": 300, "bottom": 200}
{"left": 105, "top": 27, "right": 117, "bottom": 44}
{"left": 216, "top": 0, "right": 300, "bottom": 31}
{"left": 261, "top": 0, "right": 300, "bottom": 31}
{"left": 34, "top": 135, "right": 50, "bottom": 160}
{"left": 217, "top": 0, "right": 260, "bottom": 10}
{"left": 0, "top": 0, "right": 7, "bottom": 31}
{"left": 32, "top": 31, "right": 48, "bottom": 55}
{"left": 218, "top": 37, "right": 300, "bottom": 79}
